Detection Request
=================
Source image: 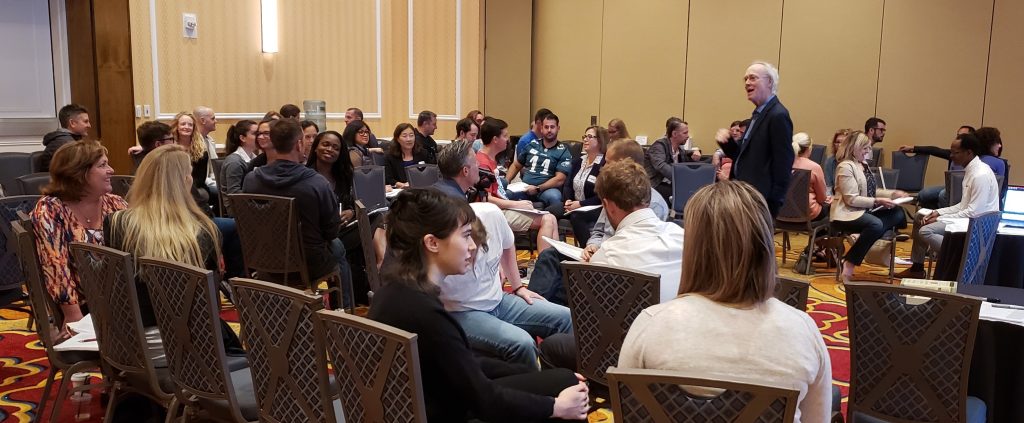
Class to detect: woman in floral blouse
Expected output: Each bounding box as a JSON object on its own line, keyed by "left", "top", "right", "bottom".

{"left": 32, "top": 140, "right": 127, "bottom": 333}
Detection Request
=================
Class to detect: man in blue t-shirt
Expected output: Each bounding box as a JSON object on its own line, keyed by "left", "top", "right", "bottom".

{"left": 514, "top": 107, "right": 552, "bottom": 157}
{"left": 506, "top": 113, "right": 572, "bottom": 208}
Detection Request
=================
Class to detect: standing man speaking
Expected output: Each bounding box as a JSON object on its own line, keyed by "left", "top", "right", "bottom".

{"left": 716, "top": 61, "right": 794, "bottom": 218}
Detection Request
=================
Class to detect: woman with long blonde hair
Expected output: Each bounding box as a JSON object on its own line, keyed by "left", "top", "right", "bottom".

{"left": 104, "top": 144, "right": 234, "bottom": 366}
{"left": 170, "top": 112, "right": 214, "bottom": 213}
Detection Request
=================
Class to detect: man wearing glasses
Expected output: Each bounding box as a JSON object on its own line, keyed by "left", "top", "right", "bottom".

{"left": 132, "top": 120, "right": 175, "bottom": 173}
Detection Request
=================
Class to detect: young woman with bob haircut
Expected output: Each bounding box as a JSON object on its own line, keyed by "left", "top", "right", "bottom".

{"left": 368, "top": 188, "right": 590, "bottom": 422}
{"left": 618, "top": 180, "right": 832, "bottom": 423}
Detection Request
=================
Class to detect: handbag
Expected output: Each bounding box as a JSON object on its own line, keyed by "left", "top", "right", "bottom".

{"left": 864, "top": 238, "right": 893, "bottom": 267}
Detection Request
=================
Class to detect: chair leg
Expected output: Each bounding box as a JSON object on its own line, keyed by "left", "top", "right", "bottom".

{"left": 806, "top": 231, "right": 819, "bottom": 275}
{"left": 888, "top": 239, "right": 896, "bottom": 284}
{"left": 34, "top": 369, "right": 57, "bottom": 423}
{"left": 781, "top": 232, "right": 789, "bottom": 264}
{"left": 163, "top": 396, "right": 180, "bottom": 423}
{"left": 102, "top": 382, "right": 121, "bottom": 423}
{"left": 47, "top": 372, "right": 70, "bottom": 423}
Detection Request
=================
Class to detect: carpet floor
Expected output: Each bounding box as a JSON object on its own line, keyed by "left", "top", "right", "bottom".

{"left": 0, "top": 232, "right": 913, "bottom": 422}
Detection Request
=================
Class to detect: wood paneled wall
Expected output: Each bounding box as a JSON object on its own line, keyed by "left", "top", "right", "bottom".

{"left": 528, "top": 0, "right": 1023, "bottom": 185}
{"left": 128, "top": 0, "right": 483, "bottom": 141}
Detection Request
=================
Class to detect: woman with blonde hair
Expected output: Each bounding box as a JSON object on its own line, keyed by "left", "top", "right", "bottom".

{"left": 607, "top": 118, "right": 630, "bottom": 141}
{"left": 33, "top": 141, "right": 128, "bottom": 332}
{"left": 830, "top": 130, "right": 908, "bottom": 280}
{"left": 618, "top": 180, "right": 832, "bottom": 423}
{"left": 170, "top": 112, "right": 214, "bottom": 213}
{"left": 104, "top": 144, "right": 241, "bottom": 365}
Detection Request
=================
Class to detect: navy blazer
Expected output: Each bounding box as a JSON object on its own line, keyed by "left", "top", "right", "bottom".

{"left": 561, "top": 156, "right": 603, "bottom": 206}
{"left": 720, "top": 96, "right": 795, "bottom": 216}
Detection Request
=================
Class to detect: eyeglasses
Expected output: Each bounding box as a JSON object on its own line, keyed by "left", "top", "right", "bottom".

{"left": 582, "top": 134, "right": 597, "bottom": 140}
{"left": 256, "top": 131, "right": 271, "bottom": 137}
{"left": 357, "top": 130, "right": 371, "bottom": 135}
{"left": 158, "top": 136, "right": 175, "bottom": 142}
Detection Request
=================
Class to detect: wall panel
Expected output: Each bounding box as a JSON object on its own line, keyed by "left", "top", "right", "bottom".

{"left": 983, "top": 0, "right": 1024, "bottom": 185}
{"left": 875, "top": 0, "right": 992, "bottom": 186}
{"left": 683, "top": 0, "right": 784, "bottom": 151}
{"left": 780, "top": 0, "right": 883, "bottom": 153}
{"left": 483, "top": 0, "right": 531, "bottom": 134}
{"left": 598, "top": 0, "right": 688, "bottom": 143}
{"left": 410, "top": 0, "right": 458, "bottom": 118}
{"left": 531, "top": 0, "right": 602, "bottom": 139}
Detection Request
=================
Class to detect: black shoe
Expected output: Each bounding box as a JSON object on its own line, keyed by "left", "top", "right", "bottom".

{"left": 519, "top": 267, "right": 528, "bottom": 278}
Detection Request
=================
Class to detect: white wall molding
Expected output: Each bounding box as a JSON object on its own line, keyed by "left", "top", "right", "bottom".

{"left": 148, "top": 0, "right": 384, "bottom": 121}
{"left": 407, "top": 0, "right": 462, "bottom": 121}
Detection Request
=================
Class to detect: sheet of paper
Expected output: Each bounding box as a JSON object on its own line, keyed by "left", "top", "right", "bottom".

{"left": 565, "top": 205, "right": 602, "bottom": 214}
{"left": 542, "top": 236, "right": 583, "bottom": 261}
{"left": 385, "top": 188, "right": 403, "bottom": 198}
{"left": 870, "top": 196, "right": 914, "bottom": 212}
{"left": 998, "top": 224, "right": 1024, "bottom": 236}
{"left": 66, "top": 314, "right": 95, "bottom": 335}
{"left": 54, "top": 331, "right": 99, "bottom": 352}
{"left": 506, "top": 182, "right": 529, "bottom": 193}
{"left": 979, "top": 302, "right": 1024, "bottom": 326}
{"left": 507, "top": 208, "right": 549, "bottom": 215}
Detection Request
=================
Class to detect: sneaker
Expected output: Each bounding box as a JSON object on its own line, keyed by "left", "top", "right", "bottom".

{"left": 894, "top": 268, "right": 926, "bottom": 279}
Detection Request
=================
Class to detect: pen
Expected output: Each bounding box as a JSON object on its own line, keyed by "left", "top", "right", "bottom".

{"left": 990, "top": 303, "right": 1024, "bottom": 310}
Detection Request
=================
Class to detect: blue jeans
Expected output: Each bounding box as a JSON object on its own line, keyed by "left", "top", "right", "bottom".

{"left": 917, "top": 185, "right": 948, "bottom": 210}
{"left": 212, "top": 217, "right": 244, "bottom": 279}
{"left": 450, "top": 294, "right": 572, "bottom": 369}
{"left": 508, "top": 187, "right": 563, "bottom": 209}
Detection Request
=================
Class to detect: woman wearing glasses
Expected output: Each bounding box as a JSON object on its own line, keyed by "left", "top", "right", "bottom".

{"left": 545, "top": 126, "right": 607, "bottom": 242}
{"left": 344, "top": 120, "right": 383, "bottom": 168}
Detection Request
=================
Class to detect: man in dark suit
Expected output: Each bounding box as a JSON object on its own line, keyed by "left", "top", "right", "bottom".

{"left": 715, "top": 61, "right": 794, "bottom": 218}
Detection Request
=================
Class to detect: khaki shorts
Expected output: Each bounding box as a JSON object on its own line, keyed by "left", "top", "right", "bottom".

{"left": 502, "top": 209, "right": 536, "bottom": 232}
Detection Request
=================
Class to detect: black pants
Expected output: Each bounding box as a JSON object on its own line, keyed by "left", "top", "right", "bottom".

{"left": 831, "top": 206, "right": 906, "bottom": 265}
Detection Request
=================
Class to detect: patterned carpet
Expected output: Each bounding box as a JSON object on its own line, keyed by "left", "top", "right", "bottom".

{"left": 0, "top": 232, "right": 912, "bottom": 422}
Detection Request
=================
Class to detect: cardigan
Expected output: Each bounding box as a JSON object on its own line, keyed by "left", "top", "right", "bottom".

{"left": 369, "top": 282, "right": 555, "bottom": 422}
{"left": 830, "top": 160, "right": 896, "bottom": 222}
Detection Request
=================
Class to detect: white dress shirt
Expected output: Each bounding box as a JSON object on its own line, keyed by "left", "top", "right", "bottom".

{"left": 938, "top": 156, "right": 999, "bottom": 220}
{"left": 591, "top": 208, "right": 685, "bottom": 303}
{"left": 205, "top": 134, "right": 218, "bottom": 186}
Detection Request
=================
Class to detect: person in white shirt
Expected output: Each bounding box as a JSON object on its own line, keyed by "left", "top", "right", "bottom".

{"left": 438, "top": 202, "right": 572, "bottom": 369}
{"left": 896, "top": 133, "right": 1000, "bottom": 279}
{"left": 618, "top": 180, "right": 832, "bottom": 423}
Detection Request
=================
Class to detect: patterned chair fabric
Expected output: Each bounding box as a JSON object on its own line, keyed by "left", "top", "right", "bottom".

{"left": 231, "top": 278, "right": 342, "bottom": 423}
{"left": 845, "top": 282, "right": 984, "bottom": 423}
{"left": 315, "top": 309, "right": 427, "bottom": 423}
{"left": 561, "top": 261, "right": 660, "bottom": 387}
{"left": 137, "top": 257, "right": 257, "bottom": 422}
{"left": 405, "top": 164, "right": 441, "bottom": 188}
{"left": 607, "top": 367, "right": 798, "bottom": 423}
{"left": 774, "top": 277, "right": 809, "bottom": 312}
{"left": 70, "top": 243, "right": 175, "bottom": 417}
{"left": 957, "top": 211, "right": 1001, "bottom": 285}
{"left": 776, "top": 169, "right": 830, "bottom": 274}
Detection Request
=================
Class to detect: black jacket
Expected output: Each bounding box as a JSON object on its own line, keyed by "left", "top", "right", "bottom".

{"left": 242, "top": 160, "right": 341, "bottom": 279}
{"left": 37, "top": 129, "right": 82, "bottom": 172}
{"left": 562, "top": 156, "right": 603, "bottom": 205}
{"left": 720, "top": 96, "right": 795, "bottom": 216}
{"left": 369, "top": 282, "right": 556, "bottom": 422}
{"left": 415, "top": 130, "right": 439, "bottom": 164}
{"left": 384, "top": 150, "right": 434, "bottom": 186}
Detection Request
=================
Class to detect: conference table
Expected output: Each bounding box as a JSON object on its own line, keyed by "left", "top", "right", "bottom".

{"left": 933, "top": 229, "right": 1024, "bottom": 288}
{"left": 957, "top": 284, "right": 1024, "bottom": 423}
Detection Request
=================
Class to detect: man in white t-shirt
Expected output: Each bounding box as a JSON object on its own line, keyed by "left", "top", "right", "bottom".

{"left": 437, "top": 202, "right": 573, "bottom": 369}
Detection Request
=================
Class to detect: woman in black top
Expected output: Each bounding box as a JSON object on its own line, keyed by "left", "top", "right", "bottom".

{"left": 306, "top": 130, "right": 356, "bottom": 219}
{"left": 344, "top": 120, "right": 383, "bottom": 169}
{"left": 384, "top": 123, "right": 434, "bottom": 188}
{"left": 369, "top": 189, "right": 590, "bottom": 422}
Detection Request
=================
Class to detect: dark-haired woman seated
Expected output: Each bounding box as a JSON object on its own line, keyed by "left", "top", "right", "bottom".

{"left": 384, "top": 123, "right": 434, "bottom": 189}
{"left": 220, "top": 119, "right": 258, "bottom": 215}
{"left": 33, "top": 141, "right": 128, "bottom": 333}
{"left": 369, "top": 188, "right": 589, "bottom": 422}
{"left": 344, "top": 120, "right": 384, "bottom": 168}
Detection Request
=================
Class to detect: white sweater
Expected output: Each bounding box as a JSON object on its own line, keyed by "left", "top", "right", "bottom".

{"left": 618, "top": 294, "right": 832, "bottom": 423}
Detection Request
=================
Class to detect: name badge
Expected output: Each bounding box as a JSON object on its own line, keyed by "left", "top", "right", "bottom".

{"left": 587, "top": 175, "right": 597, "bottom": 183}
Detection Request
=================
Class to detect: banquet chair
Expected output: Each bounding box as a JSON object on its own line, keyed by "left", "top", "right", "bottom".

{"left": 774, "top": 277, "right": 810, "bottom": 311}
{"left": 561, "top": 261, "right": 660, "bottom": 398}
{"left": 607, "top": 367, "right": 799, "bottom": 423}
{"left": 670, "top": 163, "right": 716, "bottom": 221}
{"left": 957, "top": 211, "right": 1001, "bottom": 285}
{"left": 16, "top": 172, "right": 51, "bottom": 195}
{"left": 230, "top": 278, "right": 344, "bottom": 422}
{"left": 137, "top": 257, "right": 258, "bottom": 423}
{"left": 0, "top": 195, "right": 40, "bottom": 330}
{"left": 775, "top": 169, "right": 830, "bottom": 275}
{"left": 12, "top": 221, "right": 105, "bottom": 423}
{"left": 70, "top": 243, "right": 177, "bottom": 422}
{"left": 315, "top": 309, "right": 427, "bottom": 422}
{"left": 845, "top": 282, "right": 986, "bottom": 423}
{"left": 405, "top": 163, "right": 441, "bottom": 188}
{"left": 110, "top": 175, "right": 135, "bottom": 199}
